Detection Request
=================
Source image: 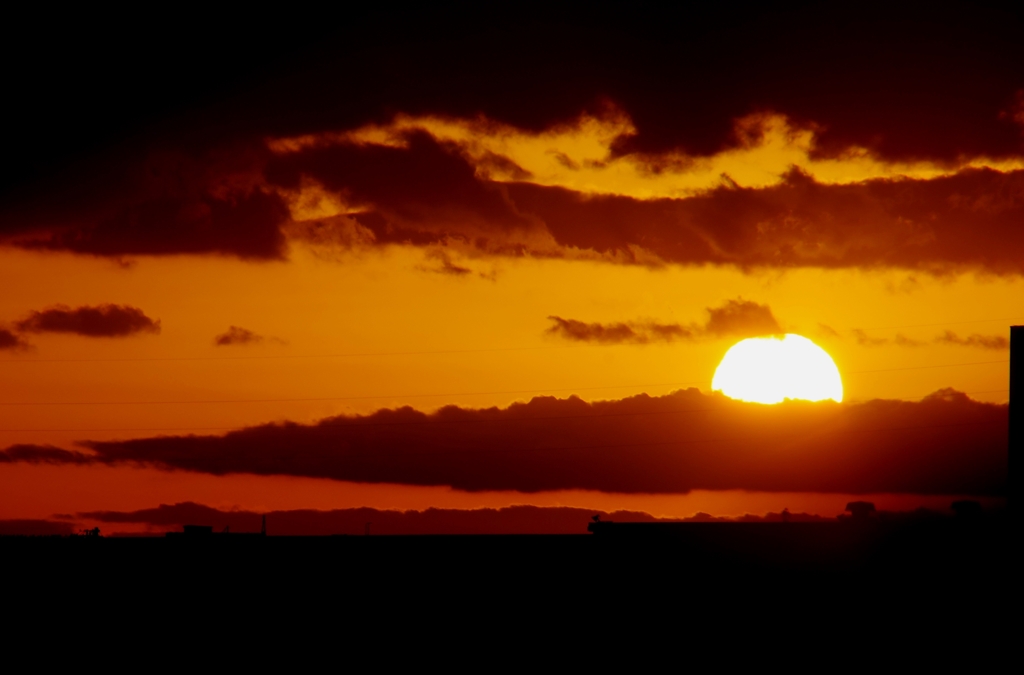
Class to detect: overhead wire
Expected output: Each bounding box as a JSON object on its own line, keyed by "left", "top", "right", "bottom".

{"left": 0, "top": 344, "right": 579, "bottom": 365}
{"left": 0, "top": 419, "right": 1005, "bottom": 458}
{"left": 0, "top": 357, "right": 1008, "bottom": 407}
{"left": 0, "top": 378, "right": 706, "bottom": 406}
{"left": 0, "top": 387, "right": 1008, "bottom": 434}
{"left": 0, "top": 314, "right": 1019, "bottom": 365}
{"left": 854, "top": 316, "right": 1024, "bottom": 331}
{"left": 847, "top": 359, "right": 1008, "bottom": 374}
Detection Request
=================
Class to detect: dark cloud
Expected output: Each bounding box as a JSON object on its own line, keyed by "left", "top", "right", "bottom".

{"left": 817, "top": 324, "right": 842, "bottom": 340}
{"left": 5, "top": 4, "right": 1020, "bottom": 197}
{"left": 418, "top": 250, "right": 473, "bottom": 276}
{"left": 852, "top": 330, "right": 925, "bottom": 348}
{"left": 76, "top": 187, "right": 283, "bottom": 259}
{"left": 473, "top": 151, "right": 533, "bottom": 181}
{"left": 0, "top": 328, "right": 30, "bottom": 351}
{"left": 22, "top": 157, "right": 1008, "bottom": 271}
{"left": 3, "top": 388, "right": 1005, "bottom": 496}
{"left": 547, "top": 299, "right": 780, "bottom": 344}
{"left": 851, "top": 329, "right": 1006, "bottom": 350}
{"left": 27, "top": 134, "right": 1024, "bottom": 275}
{"left": 704, "top": 299, "right": 782, "bottom": 338}
{"left": 265, "top": 130, "right": 535, "bottom": 240}
{"left": 1, "top": 141, "right": 289, "bottom": 259}
{"left": 507, "top": 168, "right": 1024, "bottom": 273}
{"left": 274, "top": 155, "right": 1024, "bottom": 275}
{"left": 634, "top": 6, "right": 1024, "bottom": 163}
{"left": 435, "top": 258, "right": 472, "bottom": 276}
{"left": 77, "top": 502, "right": 834, "bottom": 536}
{"left": 15, "top": 186, "right": 289, "bottom": 260}
{"left": 3, "top": 6, "right": 1023, "bottom": 263}
{"left": 214, "top": 326, "right": 263, "bottom": 346}
{"left": 0, "top": 519, "right": 77, "bottom": 536}
{"left": 896, "top": 335, "right": 927, "bottom": 348}
{"left": 935, "top": 331, "right": 1009, "bottom": 350}
{"left": 504, "top": 181, "right": 709, "bottom": 264}
{"left": 852, "top": 330, "right": 889, "bottom": 347}
{"left": 15, "top": 304, "right": 160, "bottom": 338}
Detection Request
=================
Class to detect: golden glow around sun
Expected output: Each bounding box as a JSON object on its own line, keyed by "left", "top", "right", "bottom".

{"left": 712, "top": 334, "right": 843, "bottom": 404}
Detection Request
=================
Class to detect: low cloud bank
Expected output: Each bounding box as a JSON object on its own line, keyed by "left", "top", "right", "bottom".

{"left": 1, "top": 388, "right": 1007, "bottom": 496}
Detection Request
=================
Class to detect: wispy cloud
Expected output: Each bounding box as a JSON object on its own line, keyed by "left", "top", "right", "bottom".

{"left": 0, "top": 328, "right": 30, "bottom": 351}
{"left": 15, "top": 304, "right": 160, "bottom": 338}
{"left": 547, "top": 298, "right": 781, "bottom": 344}
{"left": 849, "top": 328, "right": 1006, "bottom": 350}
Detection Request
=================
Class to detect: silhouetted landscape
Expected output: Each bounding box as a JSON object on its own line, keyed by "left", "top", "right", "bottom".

{"left": 2, "top": 8, "right": 1019, "bottom": 646}
{"left": 3, "top": 505, "right": 1009, "bottom": 630}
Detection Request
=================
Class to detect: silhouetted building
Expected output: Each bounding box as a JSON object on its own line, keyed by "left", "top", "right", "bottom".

{"left": 845, "top": 501, "right": 876, "bottom": 521}
{"left": 183, "top": 525, "right": 213, "bottom": 536}
{"left": 166, "top": 523, "right": 265, "bottom": 538}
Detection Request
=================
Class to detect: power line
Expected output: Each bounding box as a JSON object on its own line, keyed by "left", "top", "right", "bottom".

{"left": 0, "top": 357, "right": 1008, "bottom": 407}
{"left": 0, "top": 344, "right": 578, "bottom": 364}
{"left": 847, "top": 359, "right": 1008, "bottom": 374}
{"left": 0, "top": 389, "right": 1007, "bottom": 433}
{"left": 0, "top": 379, "right": 703, "bottom": 407}
{"left": 855, "top": 317, "right": 1024, "bottom": 331}
{"left": 1, "top": 315, "right": 1020, "bottom": 365}
{"left": 0, "top": 404, "right": 727, "bottom": 432}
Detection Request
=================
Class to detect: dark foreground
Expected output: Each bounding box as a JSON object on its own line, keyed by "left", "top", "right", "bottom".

{"left": 3, "top": 518, "right": 1014, "bottom": 659}
{"left": 4, "top": 520, "right": 1007, "bottom": 594}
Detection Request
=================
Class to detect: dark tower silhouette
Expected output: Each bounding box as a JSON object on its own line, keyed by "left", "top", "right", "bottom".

{"left": 951, "top": 500, "right": 982, "bottom": 519}
{"left": 1010, "top": 326, "right": 1022, "bottom": 513}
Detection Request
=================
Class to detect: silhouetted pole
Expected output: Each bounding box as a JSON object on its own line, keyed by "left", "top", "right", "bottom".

{"left": 1010, "top": 326, "right": 1023, "bottom": 513}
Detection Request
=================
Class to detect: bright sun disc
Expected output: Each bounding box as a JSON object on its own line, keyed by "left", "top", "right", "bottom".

{"left": 712, "top": 334, "right": 843, "bottom": 404}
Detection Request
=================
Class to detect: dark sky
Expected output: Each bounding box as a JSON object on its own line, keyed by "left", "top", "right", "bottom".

{"left": 5, "top": 2, "right": 1023, "bottom": 197}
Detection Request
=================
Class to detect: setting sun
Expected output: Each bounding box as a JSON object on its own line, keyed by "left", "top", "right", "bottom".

{"left": 712, "top": 334, "right": 843, "bottom": 404}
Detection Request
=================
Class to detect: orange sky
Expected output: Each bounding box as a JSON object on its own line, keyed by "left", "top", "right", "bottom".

{"left": 0, "top": 239, "right": 1014, "bottom": 522}
{"left": 1, "top": 6, "right": 1019, "bottom": 530}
